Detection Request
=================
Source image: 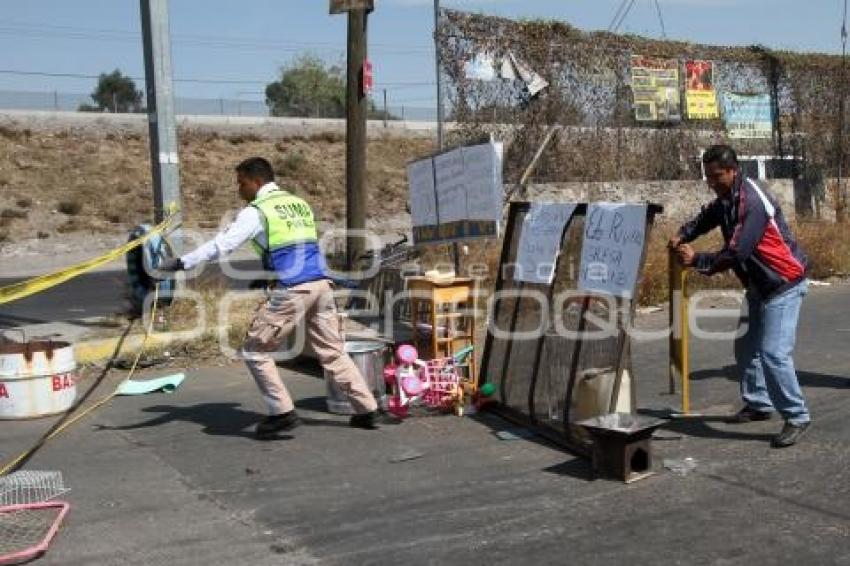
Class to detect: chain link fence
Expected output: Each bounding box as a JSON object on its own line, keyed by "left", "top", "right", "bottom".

{"left": 0, "top": 89, "right": 438, "bottom": 122}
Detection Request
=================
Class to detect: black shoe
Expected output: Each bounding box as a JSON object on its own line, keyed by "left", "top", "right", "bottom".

{"left": 726, "top": 406, "right": 773, "bottom": 424}
{"left": 349, "top": 411, "right": 379, "bottom": 430}
{"left": 771, "top": 421, "right": 810, "bottom": 448}
{"left": 256, "top": 410, "right": 301, "bottom": 439}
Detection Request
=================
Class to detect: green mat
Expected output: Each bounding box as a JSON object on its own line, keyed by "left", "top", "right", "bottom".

{"left": 115, "top": 373, "right": 186, "bottom": 396}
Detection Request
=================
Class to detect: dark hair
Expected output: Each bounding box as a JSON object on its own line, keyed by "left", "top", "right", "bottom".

{"left": 235, "top": 157, "right": 275, "bottom": 183}
{"left": 702, "top": 144, "right": 738, "bottom": 169}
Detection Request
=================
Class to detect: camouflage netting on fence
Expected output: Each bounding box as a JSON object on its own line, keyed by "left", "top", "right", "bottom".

{"left": 437, "top": 9, "right": 848, "bottom": 211}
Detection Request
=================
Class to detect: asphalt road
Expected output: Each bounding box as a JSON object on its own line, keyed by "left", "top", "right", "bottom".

{"left": 2, "top": 284, "right": 848, "bottom": 565}
{"left": 0, "top": 259, "right": 264, "bottom": 329}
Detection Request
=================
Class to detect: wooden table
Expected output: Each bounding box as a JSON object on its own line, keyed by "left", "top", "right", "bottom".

{"left": 406, "top": 276, "right": 476, "bottom": 385}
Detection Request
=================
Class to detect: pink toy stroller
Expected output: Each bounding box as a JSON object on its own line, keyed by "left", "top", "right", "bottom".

{"left": 384, "top": 345, "right": 462, "bottom": 417}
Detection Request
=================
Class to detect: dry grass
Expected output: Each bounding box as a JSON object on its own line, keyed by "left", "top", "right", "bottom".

{"left": 795, "top": 221, "right": 850, "bottom": 278}
{"left": 0, "top": 208, "right": 27, "bottom": 220}
{"left": 0, "top": 128, "right": 432, "bottom": 241}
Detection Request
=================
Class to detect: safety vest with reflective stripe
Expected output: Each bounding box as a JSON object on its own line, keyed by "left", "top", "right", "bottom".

{"left": 250, "top": 190, "right": 327, "bottom": 286}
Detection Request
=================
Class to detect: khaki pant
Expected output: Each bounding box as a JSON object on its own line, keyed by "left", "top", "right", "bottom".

{"left": 242, "top": 279, "right": 378, "bottom": 415}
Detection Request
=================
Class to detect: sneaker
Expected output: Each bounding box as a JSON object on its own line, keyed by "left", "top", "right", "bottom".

{"left": 349, "top": 411, "right": 378, "bottom": 430}
{"left": 256, "top": 411, "right": 301, "bottom": 439}
{"left": 771, "top": 421, "right": 810, "bottom": 448}
{"left": 726, "top": 405, "right": 773, "bottom": 424}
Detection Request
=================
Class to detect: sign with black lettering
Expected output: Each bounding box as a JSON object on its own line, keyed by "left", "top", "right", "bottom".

{"left": 515, "top": 202, "right": 577, "bottom": 284}
{"left": 578, "top": 203, "right": 648, "bottom": 297}
{"left": 407, "top": 141, "right": 503, "bottom": 245}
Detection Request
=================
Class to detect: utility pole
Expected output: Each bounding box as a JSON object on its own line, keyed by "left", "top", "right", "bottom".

{"left": 835, "top": 0, "right": 847, "bottom": 222}
{"left": 140, "top": 0, "right": 182, "bottom": 253}
{"left": 345, "top": 7, "right": 369, "bottom": 269}
{"left": 433, "top": 0, "right": 461, "bottom": 274}
{"left": 434, "top": 0, "right": 444, "bottom": 149}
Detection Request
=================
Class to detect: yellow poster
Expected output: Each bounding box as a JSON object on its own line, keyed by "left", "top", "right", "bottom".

{"left": 685, "top": 60, "right": 719, "bottom": 120}
{"left": 630, "top": 55, "right": 681, "bottom": 122}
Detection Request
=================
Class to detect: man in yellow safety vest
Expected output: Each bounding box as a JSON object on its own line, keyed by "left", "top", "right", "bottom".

{"left": 159, "top": 157, "right": 382, "bottom": 438}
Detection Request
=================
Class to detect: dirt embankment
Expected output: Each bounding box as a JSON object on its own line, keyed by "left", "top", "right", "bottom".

{"left": 0, "top": 126, "right": 432, "bottom": 256}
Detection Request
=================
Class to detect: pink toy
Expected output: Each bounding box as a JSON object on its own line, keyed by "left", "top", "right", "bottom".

{"left": 384, "top": 344, "right": 427, "bottom": 417}
{"left": 384, "top": 344, "right": 463, "bottom": 417}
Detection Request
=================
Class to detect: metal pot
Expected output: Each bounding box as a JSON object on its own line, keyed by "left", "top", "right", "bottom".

{"left": 325, "top": 340, "right": 387, "bottom": 415}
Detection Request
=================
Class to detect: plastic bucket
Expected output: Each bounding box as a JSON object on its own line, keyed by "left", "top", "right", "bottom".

{"left": 325, "top": 340, "right": 387, "bottom": 415}
{"left": 0, "top": 340, "right": 77, "bottom": 419}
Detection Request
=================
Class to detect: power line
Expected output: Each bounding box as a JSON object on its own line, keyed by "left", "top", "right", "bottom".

{"left": 652, "top": 0, "right": 667, "bottom": 39}
{"left": 611, "top": 0, "right": 637, "bottom": 33}
{"left": 0, "top": 19, "right": 433, "bottom": 54}
{"left": 607, "top": 0, "right": 630, "bottom": 32}
{"left": 0, "top": 68, "right": 435, "bottom": 90}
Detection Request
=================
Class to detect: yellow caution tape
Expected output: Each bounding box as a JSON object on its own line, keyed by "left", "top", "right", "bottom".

{"left": 0, "top": 217, "right": 176, "bottom": 306}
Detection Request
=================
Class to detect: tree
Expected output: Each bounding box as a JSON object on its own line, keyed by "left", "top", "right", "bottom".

{"left": 79, "top": 69, "right": 143, "bottom": 113}
{"left": 266, "top": 55, "right": 346, "bottom": 118}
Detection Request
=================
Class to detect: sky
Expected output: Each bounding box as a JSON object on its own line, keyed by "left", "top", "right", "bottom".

{"left": 0, "top": 0, "right": 846, "bottom": 113}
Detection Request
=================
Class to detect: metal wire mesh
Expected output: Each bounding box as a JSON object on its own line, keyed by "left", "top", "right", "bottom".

{"left": 0, "top": 502, "right": 69, "bottom": 564}
{"left": 0, "top": 471, "right": 69, "bottom": 507}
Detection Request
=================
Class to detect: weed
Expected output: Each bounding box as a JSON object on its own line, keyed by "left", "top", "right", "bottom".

{"left": 37, "top": 231, "right": 49, "bottom": 239}
{"left": 0, "top": 208, "right": 27, "bottom": 220}
{"left": 57, "top": 200, "right": 82, "bottom": 215}
{"left": 228, "top": 133, "right": 262, "bottom": 145}
{"left": 197, "top": 186, "right": 216, "bottom": 199}
{"left": 15, "top": 197, "right": 32, "bottom": 209}
{"left": 308, "top": 131, "right": 343, "bottom": 144}
{"left": 275, "top": 151, "right": 306, "bottom": 176}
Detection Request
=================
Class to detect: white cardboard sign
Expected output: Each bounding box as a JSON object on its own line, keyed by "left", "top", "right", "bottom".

{"left": 578, "top": 203, "right": 648, "bottom": 298}
{"left": 515, "top": 202, "right": 578, "bottom": 285}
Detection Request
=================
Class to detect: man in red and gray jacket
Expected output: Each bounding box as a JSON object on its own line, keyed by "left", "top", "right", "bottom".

{"left": 670, "top": 144, "right": 811, "bottom": 448}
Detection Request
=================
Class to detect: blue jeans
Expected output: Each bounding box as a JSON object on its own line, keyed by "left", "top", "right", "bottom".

{"left": 734, "top": 281, "right": 810, "bottom": 424}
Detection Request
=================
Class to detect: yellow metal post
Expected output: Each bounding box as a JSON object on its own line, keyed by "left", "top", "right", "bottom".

{"left": 668, "top": 249, "right": 690, "bottom": 414}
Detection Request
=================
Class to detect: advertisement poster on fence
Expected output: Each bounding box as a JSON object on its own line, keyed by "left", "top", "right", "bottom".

{"left": 630, "top": 55, "right": 681, "bottom": 122}
{"left": 721, "top": 92, "right": 773, "bottom": 138}
{"left": 685, "top": 60, "right": 719, "bottom": 120}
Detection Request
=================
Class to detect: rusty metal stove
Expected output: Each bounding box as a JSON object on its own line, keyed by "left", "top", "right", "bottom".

{"left": 577, "top": 413, "right": 664, "bottom": 483}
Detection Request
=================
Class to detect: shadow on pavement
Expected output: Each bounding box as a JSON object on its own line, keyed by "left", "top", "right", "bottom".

{"left": 542, "top": 458, "right": 594, "bottom": 480}
{"left": 690, "top": 365, "right": 848, "bottom": 389}
{"left": 660, "top": 419, "right": 775, "bottom": 443}
{"left": 101, "top": 403, "right": 272, "bottom": 439}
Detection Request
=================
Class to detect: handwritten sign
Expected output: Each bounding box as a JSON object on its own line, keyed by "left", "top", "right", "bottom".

{"left": 407, "top": 159, "right": 437, "bottom": 227}
{"left": 578, "top": 203, "right": 648, "bottom": 297}
{"left": 434, "top": 149, "right": 467, "bottom": 224}
{"left": 407, "top": 141, "right": 503, "bottom": 244}
{"left": 462, "top": 142, "right": 502, "bottom": 222}
{"left": 515, "top": 203, "right": 577, "bottom": 284}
